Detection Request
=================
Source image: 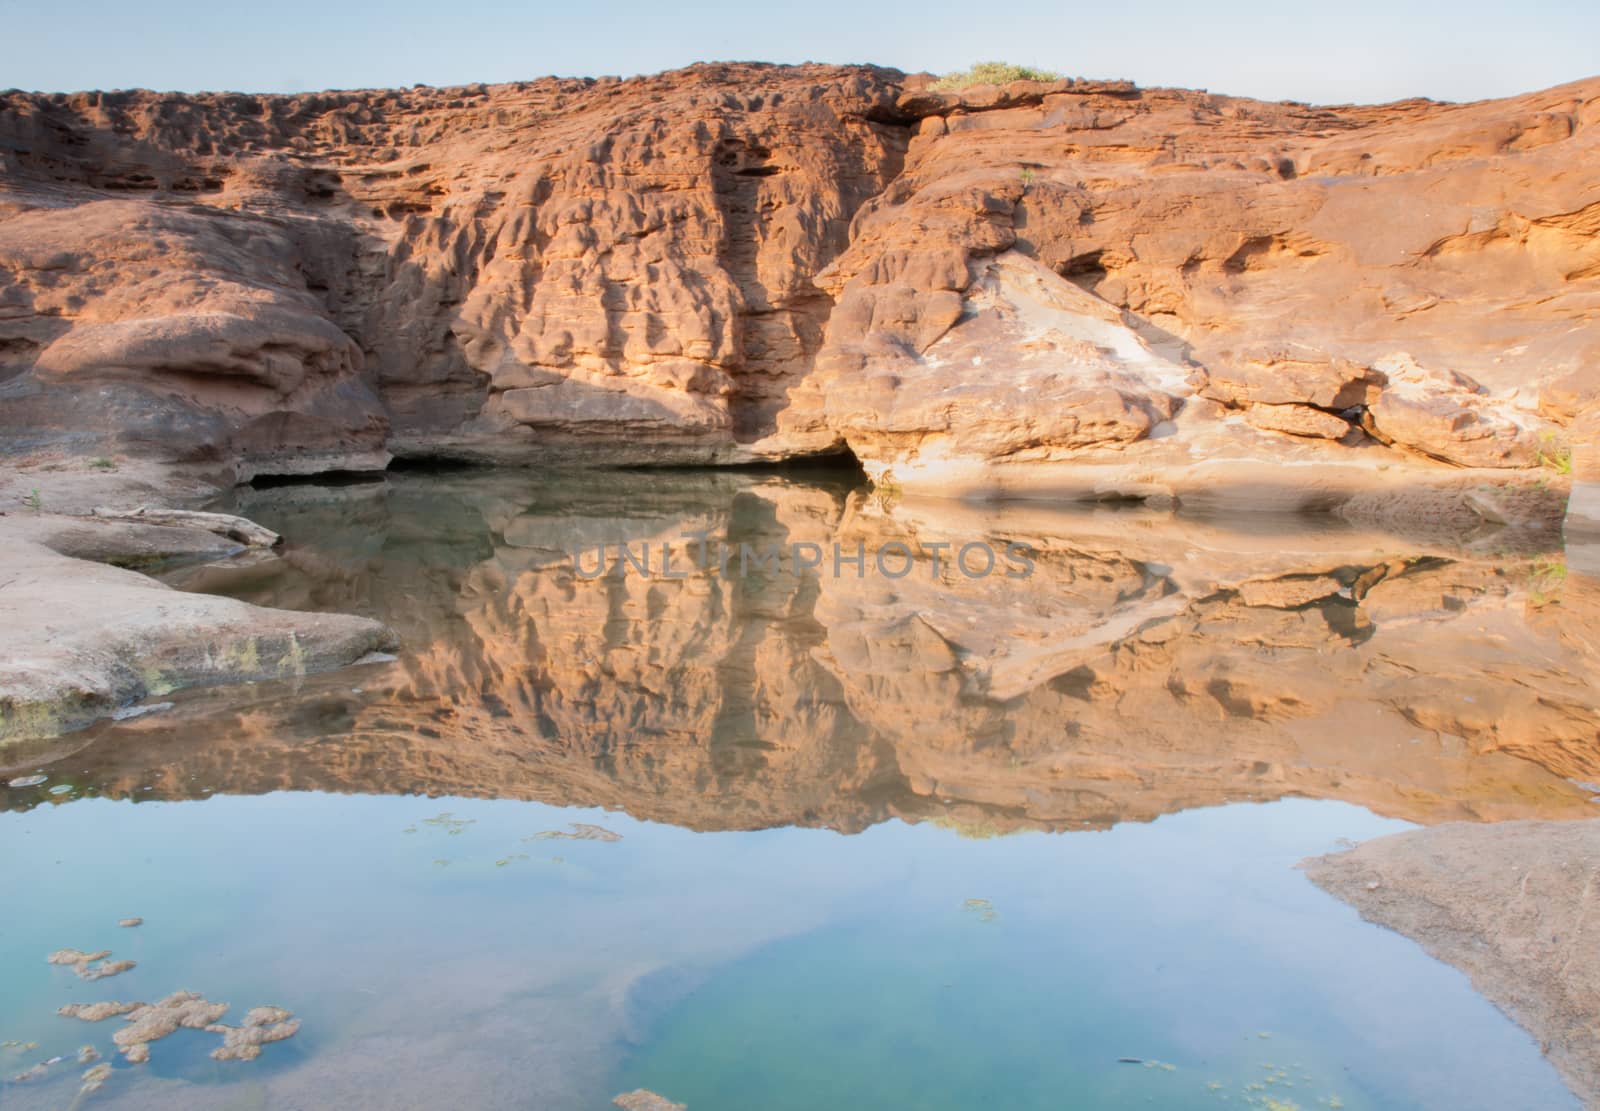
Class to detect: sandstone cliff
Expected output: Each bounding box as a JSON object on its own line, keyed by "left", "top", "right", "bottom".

{"left": 1, "top": 64, "right": 1596, "bottom": 505}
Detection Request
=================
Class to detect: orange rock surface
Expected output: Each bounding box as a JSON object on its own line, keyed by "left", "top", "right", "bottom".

{"left": 1, "top": 65, "right": 1596, "bottom": 502}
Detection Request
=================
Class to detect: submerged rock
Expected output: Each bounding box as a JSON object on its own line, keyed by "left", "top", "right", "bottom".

{"left": 614, "top": 1090, "right": 687, "bottom": 1111}
{"left": 59, "top": 1000, "right": 143, "bottom": 1022}
{"left": 962, "top": 897, "right": 999, "bottom": 923}
{"left": 207, "top": 1006, "right": 301, "bottom": 1062}
{"left": 111, "top": 992, "right": 231, "bottom": 1064}
{"left": 80, "top": 1061, "right": 113, "bottom": 1092}
{"left": 60, "top": 993, "right": 298, "bottom": 1065}
{"left": 47, "top": 947, "right": 135, "bottom": 980}
{"left": 48, "top": 948, "right": 111, "bottom": 965}
{"left": 528, "top": 823, "right": 623, "bottom": 842}
{"left": 79, "top": 959, "right": 137, "bottom": 981}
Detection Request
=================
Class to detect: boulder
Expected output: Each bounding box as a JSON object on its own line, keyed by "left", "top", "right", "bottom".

{"left": 1365, "top": 355, "right": 1543, "bottom": 468}
{"left": 0, "top": 532, "right": 396, "bottom": 743}
{"left": 1244, "top": 403, "right": 1353, "bottom": 440}
{"left": 1197, "top": 345, "right": 1381, "bottom": 410}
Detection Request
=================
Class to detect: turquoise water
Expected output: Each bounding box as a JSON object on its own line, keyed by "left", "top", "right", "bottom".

{"left": 0, "top": 469, "right": 1591, "bottom": 1109}
{"left": 612, "top": 798, "right": 1563, "bottom": 1111}
{"left": 0, "top": 793, "right": 1576, "bottom": 1109}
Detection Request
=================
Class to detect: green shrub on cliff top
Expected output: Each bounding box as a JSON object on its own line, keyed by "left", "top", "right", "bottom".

{"left": 931, "top": 62, "right": 1063, "bottom": 90}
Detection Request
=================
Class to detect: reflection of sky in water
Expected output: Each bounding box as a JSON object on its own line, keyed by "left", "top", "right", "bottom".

{"left": 0, "top": 794, "right": 1577, "bottom": 1109}
{"left": 2, "top": 468, "right": 1595, "bottom": 1108}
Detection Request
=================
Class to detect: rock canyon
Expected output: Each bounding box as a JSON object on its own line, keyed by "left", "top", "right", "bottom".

{"left": 0, "top": 63, "right": 1595, "bottom": 503}
{"left": 4, "top": 59, "right": 1600, "bottom": 1111}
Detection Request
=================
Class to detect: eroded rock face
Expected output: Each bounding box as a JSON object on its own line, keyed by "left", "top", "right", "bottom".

{"left": 0, "top": 200, "right": 390, "bottom": 477}
{"left": 0, "top": 65, "right": 907, "bottom": 473}
{"left": 809, "top": 251, "right": 1187, "bottom": 479}
{"left": 779, "top": 74, "right": 1597, "bottom": 499}
{"left": 0, "top": 66, "right": 1595, "bottom": 497}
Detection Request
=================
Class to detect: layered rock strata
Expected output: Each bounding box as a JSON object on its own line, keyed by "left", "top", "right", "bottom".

{"left": 1, "top": 66, "right": 1595, "bottom": 510}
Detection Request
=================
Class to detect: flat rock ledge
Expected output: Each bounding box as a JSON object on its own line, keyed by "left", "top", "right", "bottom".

{"left": 1304, "top": 821, "right": 1600, "bottom": 1108}
{"left": 0, "top": 497, "right": 397, "bottom": 743}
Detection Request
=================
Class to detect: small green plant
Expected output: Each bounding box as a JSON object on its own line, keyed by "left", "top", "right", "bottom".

{"left": 22, "top": 488, "right": 42, "bottom": 514}
{"left": 869, "top": 476, "right": 902, "bottom": 513}
{"left": 932, "top": 815, "right": 1015, "bottom": 840}
{"left": 89, "top": 457, "right": 117, "bottom": 471}
{"left": 930, "top": 61, "right": 1063, "bottom": 90}
{"left": 1529, "top": 557, "right": 1568, "bottom": 607}
{"left": 1536, "top": 430, "right": 1573, "bottom": 474}
{"left": 1019, "top": 166, "right": 1036, "bottom": 189}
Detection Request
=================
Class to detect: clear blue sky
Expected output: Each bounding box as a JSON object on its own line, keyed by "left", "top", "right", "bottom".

{"left": 1, "top": 0, "right": 1594, "bottom": 105}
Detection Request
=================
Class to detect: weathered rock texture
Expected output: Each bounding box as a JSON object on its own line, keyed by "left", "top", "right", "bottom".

{"left": 1, "top": 65, "right": 1596, "bottom": 505}
{"left": 1307, "top": 822, "right": 1600, "bottom": 1108}
{"left": 0, "top": 464, "right": 397, "bottom": 741}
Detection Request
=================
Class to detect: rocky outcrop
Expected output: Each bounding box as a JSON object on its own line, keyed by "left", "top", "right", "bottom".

{"left": 1306, "top": 822, "right": 1600, "bottom": 1108}
{"left": 774, "top": 74, "right": 1597, "bottom": 503}
{"left": 0, "top": 64, "right": 908, "bottom": 474}
{"left": 0, "top": 66, "right": 1595, "bottom": 507}
{"left": 0, "top": 200, "right": 391, "bottom": 477}
{"left": 0, "top": 465, "right": 397, "bottom": 741}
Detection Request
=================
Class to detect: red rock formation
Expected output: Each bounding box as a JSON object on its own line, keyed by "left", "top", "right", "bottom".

{"left": 1, "top": 64, "right": 1595, "bottom": 502}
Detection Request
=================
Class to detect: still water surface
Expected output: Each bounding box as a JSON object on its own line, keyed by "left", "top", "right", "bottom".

{"left": 2, "top": 468, "right": 1593, "bottom": 1109}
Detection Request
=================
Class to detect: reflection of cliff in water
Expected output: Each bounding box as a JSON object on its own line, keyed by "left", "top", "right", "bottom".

{"left": 5, "top": 469, "right": 1599, "bottom": 831}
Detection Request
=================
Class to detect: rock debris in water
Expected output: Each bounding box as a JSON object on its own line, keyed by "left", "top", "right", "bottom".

{"left": 80, "top": 1061, "right": 113, "bottom": 1092}
{"left": 78, "top": 959, "right": 137, "bottom": 980}
{"left": 410, "top": 812, "right": 475, "bottom": 835}
{"left": 118, "top": 917, "right": 143, "bottom": 928}
{"left": 107, "top": 992, "right": 232, "bottom": 1062}
{"left": 48, "top": 948, "right": 111, "bottom": 965}
{"left": 47, "top": 948, "right": 137, "bottom": 980}
{"left": 59, "top": 1000, "right": 142, "bottom": 1022}
{"left": 6, "top": 775, "right": 47, "bottom": 788}
{"left": 527, "top": 822, "right": 622, "bottom": 842}
{"left": 206, "top": 1005, "right": 301, "bottom": 1061}
{"left": 614, "top": 1090, "right": 687, "bottom": 1111}
{"left": 58, "top": 992, "right": 299, "bottom": 1064}
{"left": 76, "top": 1044, "right": 99, "bottom": 1064}
{"left": 962, "top": 897, "right": 998, "bottom": 922}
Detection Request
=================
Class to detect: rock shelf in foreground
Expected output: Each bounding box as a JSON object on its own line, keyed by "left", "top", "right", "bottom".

{"left": 1306, "top": 821, "right": 1600, "bottom": 1109}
